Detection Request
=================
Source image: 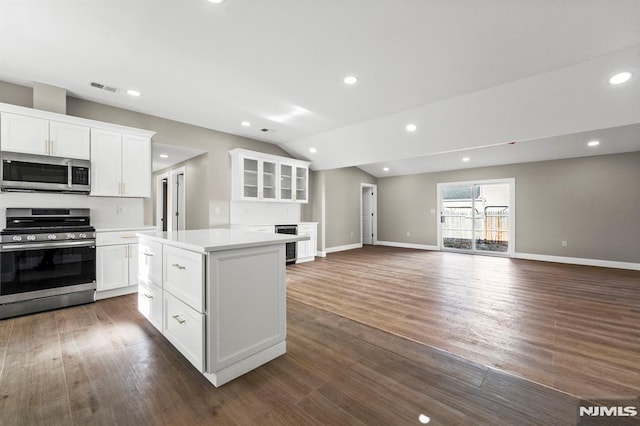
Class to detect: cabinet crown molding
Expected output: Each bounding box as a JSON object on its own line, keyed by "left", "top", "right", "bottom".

{"left": 0, "top": 102, "right": 155, "bottom": 138}
{"left": 228, "top": 148, "right": 310, "bottom": 167}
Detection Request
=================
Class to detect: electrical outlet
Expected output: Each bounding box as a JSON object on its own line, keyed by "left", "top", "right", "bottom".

{"left": 561, "top": 240, "right": 568, "bottom": 247}
{"left": 406, "top": 231, "right": 411, "bottom": 237}
{"left": 430, "top": 208, "right": 436, "bottom": 214}
{"left": 116, "top": 206, "right": 124, "bottom": 215}
{"left": 350, "top": 231, "right": 354, "bottom": 237}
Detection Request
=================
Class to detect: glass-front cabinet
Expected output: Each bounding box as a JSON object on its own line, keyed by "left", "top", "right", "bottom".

{"left": 230, "top": 149, "right": 310, "bottom": 203}
{"left": 238, "top": 156, "right": 278, "bottom": 201}
{"left": 294, "top": 166, "right": 308, "bottom": 203}
{"left": 280, "top": 164, "right": 293, "bottom": 201}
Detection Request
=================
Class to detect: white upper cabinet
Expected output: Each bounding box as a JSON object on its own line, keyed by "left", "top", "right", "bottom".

{"left": 279, "top": 163, "right": 308, "bottom": 203}
{"left": 1, "top": 112, "right": 90, "bottom": 160}
{"left": 49, "top": 120, "right": 91, "bottom": 159}
{"left": 230, "top": 148, "right": 310, "bottom": 203}
{"left": 122, "top": 134, "right": 152, "bottom": 197}
{"left": 91, "top": 129, "right": 151, "bottom": 198}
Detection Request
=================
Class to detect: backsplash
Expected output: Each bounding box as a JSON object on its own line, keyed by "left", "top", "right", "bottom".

{"left": 230, "top": 201, "right": 300, "bottom": 225}
{"left": 0, "top": 192, "right": 145, "bottom": 229}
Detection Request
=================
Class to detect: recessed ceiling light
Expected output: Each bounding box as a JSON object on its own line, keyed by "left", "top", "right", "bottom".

{"left": 587, "top": 140, "right": 600, "bottom": 147}
{"left": 462, "top": 157, "right": 470, "bottom": 162}
{"left": 241, "top": 121, "right": 251, "bottom": 127}
{"left": 383, "top": 167, "right": 390, "bottom": 172}
{"left": 159, "top": 154, "right": 169, "bottom": 158}
{"left": 344, "top": 75, "right": 359, "bottom": 85}
{"left": 309, "top": 147, "right": 317, "bottom": 154}
{"left": 208, "top": 0, "right": 225, "bottom": 4}
{"left": 405, "top": 124, "right": 417, "bottom": 132}
{"left": 609, "top": 72, "right": 632, "bottom": 85}
{"left": 126, "top": 89, "right": 141, "bottom": 97}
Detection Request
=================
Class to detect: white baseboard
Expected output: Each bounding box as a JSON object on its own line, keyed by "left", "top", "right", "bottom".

{"left": 515, "top": 252, "right": 640, "bottom": 271}
{"left": 325, "top": 243, "right": 362, "bottom": 254}
{"left": 316, "top": 251, "right": 326, "bottom": 258}
{"left": 377, "top": 241, "right": 439, "bottom": 251}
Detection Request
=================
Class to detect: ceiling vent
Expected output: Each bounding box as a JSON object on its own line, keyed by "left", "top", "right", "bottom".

{"left": 89, "top": 81, "right": 120, "bottom": 93}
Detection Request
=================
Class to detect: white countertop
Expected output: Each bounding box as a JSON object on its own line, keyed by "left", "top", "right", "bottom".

{"left": 96, "top": 226, "right": 157, "bottom": 233}
{"left": 137, "top": 228, "right": 309, "bottom": 253}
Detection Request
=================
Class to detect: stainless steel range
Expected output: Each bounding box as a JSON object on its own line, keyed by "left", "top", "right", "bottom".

{"left": 0, "top": 208, "right": 96, "bottom": 319}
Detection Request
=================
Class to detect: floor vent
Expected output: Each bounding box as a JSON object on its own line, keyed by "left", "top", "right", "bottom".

{"left": 89, "top": 81, "right": 120, "bottom": 93}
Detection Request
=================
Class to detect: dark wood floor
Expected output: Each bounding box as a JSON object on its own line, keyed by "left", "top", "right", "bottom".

{"left": 1, "top": 246, "right": 639, "bottom": 425}
{"left": 287, "top": 246, "right": 640, "bottom": 400}
{"left": 2, "top": 292, "right": 596, "bottom": 425}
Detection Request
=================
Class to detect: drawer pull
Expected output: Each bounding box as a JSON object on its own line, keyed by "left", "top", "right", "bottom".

{"left": 172, "top": 314, "right": 186, "bottom": 324}
{"left": 143, "top": 293, "right": 153, "bottom": 299}
{"left": 143, "top": 252, "right": 154, "bottom": 257}
{"left": 172, "top": 263, "right": 186, "bottom": 270}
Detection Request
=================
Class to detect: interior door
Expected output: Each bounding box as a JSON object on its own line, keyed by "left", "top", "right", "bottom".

{"left": 362, "top": 187, "right": 372, "bottom": 244}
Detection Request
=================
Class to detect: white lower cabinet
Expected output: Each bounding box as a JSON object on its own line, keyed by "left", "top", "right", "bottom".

{"left": 163, "top": 245, "right": 204, "bottom": 312}
{"left": 96, "top": 229, "right": 152, "bottom": 299}
{"left": 137, "top": 235, "right": 288, "bottom": 387}
{"left": 138, "top": 239, "right": 206, "bottom": 372}
{"left": 163, "top": 291, "right": 205, "bottom": 371}
{"left": 137, "top": 281, "right": 163, "bottom": 331}
{"left": 296, "top": 223, "right": 317, "bottom": 263}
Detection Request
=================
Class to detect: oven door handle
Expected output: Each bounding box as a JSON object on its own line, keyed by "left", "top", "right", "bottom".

{"left": 0, "top": 241, "right": 96, "bottom": 252}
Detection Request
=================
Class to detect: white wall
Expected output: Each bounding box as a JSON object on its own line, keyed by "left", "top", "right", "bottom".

{"left": 0, "top": 192, "right": 144, "bottom": 229}
{"left": 230, "top": 201, "right": 300, "bottom": 225}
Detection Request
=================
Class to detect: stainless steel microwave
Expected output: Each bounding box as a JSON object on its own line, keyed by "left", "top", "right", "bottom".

{"left": 1, "top": 152, "right": 91, "bottom": 193}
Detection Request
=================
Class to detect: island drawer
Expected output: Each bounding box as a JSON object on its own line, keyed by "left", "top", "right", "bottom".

{"left": 163, "top": 245, "right": 204, "bottom": 312}
{"left": 138, "top": 281, "right": 162, "bottom": 332}
{"left": 138, "top": 239, "right": 163, "bottom": 287}
{"left": 163, "top": 291, "right": 204, "bottom": 372}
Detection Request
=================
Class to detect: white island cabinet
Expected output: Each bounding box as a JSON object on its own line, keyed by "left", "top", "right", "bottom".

{"left": 137, "top": 228, "right": 308, "bottom": 387}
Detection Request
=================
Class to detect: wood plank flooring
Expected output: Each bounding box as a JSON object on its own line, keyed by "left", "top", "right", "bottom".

{"left": 286, "top": 245, "right": 640, "bottom": 400}
{"left": 0, "top": 292, "right": 592, "bottom": 425}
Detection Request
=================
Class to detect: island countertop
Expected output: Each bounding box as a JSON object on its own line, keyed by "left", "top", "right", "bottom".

{"left": 137, "top": 228, "right": 308, "bottom": 253}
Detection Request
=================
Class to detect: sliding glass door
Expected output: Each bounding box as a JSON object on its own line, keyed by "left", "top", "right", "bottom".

{"left": 438, "top": 179, "right": 514, "bottom": 256}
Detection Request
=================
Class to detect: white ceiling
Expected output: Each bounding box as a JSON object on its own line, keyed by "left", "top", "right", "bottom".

{"left": 152, "top": 143, "right": 206, "bottom": 172}
{"left": 1, "top": 1, "right": 639, "bottom": 176}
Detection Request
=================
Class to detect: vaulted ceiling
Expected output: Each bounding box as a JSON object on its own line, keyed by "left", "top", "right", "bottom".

{"left": 1, "top": 1, "right": 639, "bottom": 176}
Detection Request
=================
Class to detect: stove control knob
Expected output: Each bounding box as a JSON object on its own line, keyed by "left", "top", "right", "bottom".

{"left": 48, "top": 234, "right": 57, "bottom": 240}
{"left": 79, "top": 233, "right": 87, "bottom": 239}
{"left": 12, "top": 235, "right": 22, "bottom": 242}
{"left": 27, "top": 235, "right": 36, "bottom": 241}
{"left": 67, "top": 233, "right": 76, "bottom": 239}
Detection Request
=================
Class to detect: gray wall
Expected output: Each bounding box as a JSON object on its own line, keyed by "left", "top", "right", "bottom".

{"left": 302, "top": 170, "right": 325, "bottom": 252}
{"left": 0, "top": 81, "right": 32, "bottom": 107}
{"left": 149, "top": 153, "right": 209, "bottom": 229}
{"left": 378, "top": 152, "right": 640, "bottom": 263}
{"left": 324, "top": 167, "right": 377, "bottom": 249}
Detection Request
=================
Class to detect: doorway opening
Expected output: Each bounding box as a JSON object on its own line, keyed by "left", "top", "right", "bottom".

{"left": 360, "top": 183, "right": 378, "bottom": 245}
{"left": 437, "top": 178, "right": 515, "bottom": 256}
{"left": 155, "top": 166, "right": 186, "bottom": 231}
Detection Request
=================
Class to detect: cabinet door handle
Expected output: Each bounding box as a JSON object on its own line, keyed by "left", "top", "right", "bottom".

{"left": 172, "top": 314, "right": 186, "bottom": 324}
{"left": 143, "top": 252, "right": 154, "bottom": 257}
{"left": 50, "top": 139, "right": 54, "bottom": 154}
{"left": 44, "top": 139, "right": 49, "bottom": 155}
{"left": 172, "top": 263, "right": 186, "bottom": 270}
{"left": 122, "top": 182, "right": 126, "bottom": 195}
{"left": 124, "top": 246, "right": 129, "bottom": 258}
{"left": 143, "top": 293, "right": 153, "bottom": 299}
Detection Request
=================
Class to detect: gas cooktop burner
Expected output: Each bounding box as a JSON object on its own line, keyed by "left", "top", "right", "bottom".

{"left": 2, "top": 208, "right": 95, "bottom": 244}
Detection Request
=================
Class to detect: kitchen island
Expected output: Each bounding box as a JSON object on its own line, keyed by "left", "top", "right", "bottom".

{"left": 136, "top": 228, "right": 308, "bottom": 387}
